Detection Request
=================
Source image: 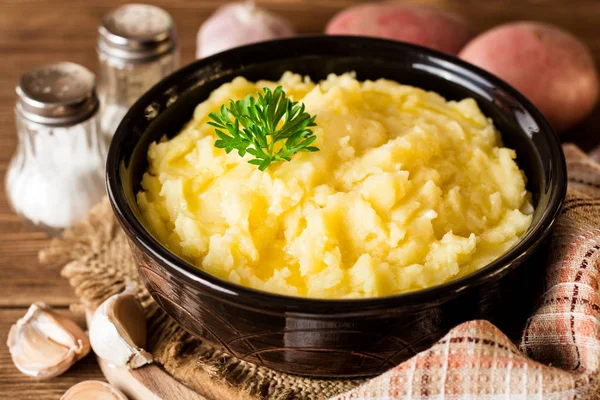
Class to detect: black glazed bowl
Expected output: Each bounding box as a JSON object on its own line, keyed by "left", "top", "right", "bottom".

{"left": 106, "top": 36, "right": 566, "bottom": 378}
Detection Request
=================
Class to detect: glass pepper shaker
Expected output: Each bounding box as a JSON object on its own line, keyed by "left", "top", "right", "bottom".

{"left": 5, "top": 62, "right": 107, "bottom": 235}
{"left": 97, "top": 4, "right": 179, "bottom": 139}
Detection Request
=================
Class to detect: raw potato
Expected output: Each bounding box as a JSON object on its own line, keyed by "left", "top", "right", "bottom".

{"left": 325, "top": 4, "right": 473, "bottom": 55}
{"left": 197, "top": 2, "right": 294, "bottom": 58}
{"left": 459, "top": 22, "right": 599, "bottom": 132}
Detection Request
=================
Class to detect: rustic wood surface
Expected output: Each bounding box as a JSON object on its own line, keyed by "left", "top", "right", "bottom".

{"left": 97, "top": 358, "right": 211, "bottom": 400}
{"left": 0, "top": 0, "right": 599, "bottom": 398}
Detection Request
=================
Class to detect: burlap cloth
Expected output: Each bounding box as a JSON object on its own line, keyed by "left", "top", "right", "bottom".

{"left": 40, "top": 144, "right": 600, "bottom": 399}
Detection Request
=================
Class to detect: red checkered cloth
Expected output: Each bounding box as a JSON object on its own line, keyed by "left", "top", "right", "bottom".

{"left": 334, "top": 144, "right": 600, "bottom": 400}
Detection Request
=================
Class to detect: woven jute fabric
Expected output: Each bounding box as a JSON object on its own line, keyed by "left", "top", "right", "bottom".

{"left": 40, "top": 144, "right": 600, "bottom": 400}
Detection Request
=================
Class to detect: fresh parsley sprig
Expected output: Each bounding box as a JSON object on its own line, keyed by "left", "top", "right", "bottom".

{"left": 207, "top": 86, "right": 319, "bottom": 171}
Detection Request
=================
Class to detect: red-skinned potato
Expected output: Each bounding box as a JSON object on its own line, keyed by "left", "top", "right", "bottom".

{"left": 459, "top": 22, "right": 599, "bottom": 132}
{"left": 325, "top": 4, "right": 473, "bottom": 55}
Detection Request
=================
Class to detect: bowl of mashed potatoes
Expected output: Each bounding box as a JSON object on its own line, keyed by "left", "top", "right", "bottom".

{"left": 107, "top": 36, "right": 566, "bottom": 377}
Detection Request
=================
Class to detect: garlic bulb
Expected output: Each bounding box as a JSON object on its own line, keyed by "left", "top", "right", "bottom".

{"left": 61, "top": 380, "right": 128, "bottom": 400}
{"left": 197, "top": 1, "right": 295, "bottom": 58}
{"left": 88, "top": 286, "right": 153, "bottom": 369}
{"left": 7, "top": 302, "right": 90, "bottom": 379}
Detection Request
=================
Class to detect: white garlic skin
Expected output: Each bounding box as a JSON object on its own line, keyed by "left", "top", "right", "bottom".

{"left": 88, "top": 288, "right": 153, "bottom": 369}
{"left": 197, "top": 2, "right": 295, "bottom": 58}
{"left": 7, "top": 302, "right": 90, "bottom": 379}
{"left": 60, "top": 380, "right": 128, "bottom": 400}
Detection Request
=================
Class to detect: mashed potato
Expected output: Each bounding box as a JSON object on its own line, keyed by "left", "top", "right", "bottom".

{"left": 137, "top": 72, "right": 533, "bottom": 299}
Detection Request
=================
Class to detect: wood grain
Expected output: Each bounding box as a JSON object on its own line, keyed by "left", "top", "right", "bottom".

{"left": 98, "top": 358, "right": 206, "bottom": 400}
{"left": 0, "top": 0, "right": 599, "bottom": 398}
{"left": 99, "top": 357, "right": 254, "bottom": 400}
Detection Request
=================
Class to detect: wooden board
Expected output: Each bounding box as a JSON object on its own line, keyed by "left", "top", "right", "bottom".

{"left": 98, "top": 358, "right": 258, "bottom": 400}
{"left": 1, "top": 0, "right": 600, "bottom": 398}
{"left": 92, "top": 317, "right": 253, "bottom": 400}
{"left": 98, "top": 359, "right": 203, "bottom": 400}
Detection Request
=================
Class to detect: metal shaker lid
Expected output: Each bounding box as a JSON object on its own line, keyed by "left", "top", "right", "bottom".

{"left": 16, "top": 62, "right": 99, "bottom": 127}
{"left": 98, "top": 4, "right": 176, "bottom": 63}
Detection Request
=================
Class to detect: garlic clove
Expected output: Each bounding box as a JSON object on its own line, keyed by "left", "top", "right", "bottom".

{"left": 7, "top": 302, "right": 90, "bottom": 379}
{"left": 89, "top": 286, "right": 153, "bottom": 369}
{"left": 60, "top": 380, "right": 128, "bottom": 400}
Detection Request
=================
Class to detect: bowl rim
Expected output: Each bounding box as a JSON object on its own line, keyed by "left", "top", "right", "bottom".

{"left": 106, "top": 35, "right": 567, "bottom": 312}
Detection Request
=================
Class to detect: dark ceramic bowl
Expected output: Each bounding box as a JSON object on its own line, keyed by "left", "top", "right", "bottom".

{"left": 106, "top": 36, "right": 566, "bottom": 378}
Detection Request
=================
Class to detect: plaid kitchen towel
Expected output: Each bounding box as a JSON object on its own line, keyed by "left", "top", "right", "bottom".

{"left": 333, "top": 144, "right": 600, "bottom": 399}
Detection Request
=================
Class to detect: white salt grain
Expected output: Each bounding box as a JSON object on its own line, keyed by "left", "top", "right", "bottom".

{"left": 6, "top": 122, "right": 106, "bottom": 230}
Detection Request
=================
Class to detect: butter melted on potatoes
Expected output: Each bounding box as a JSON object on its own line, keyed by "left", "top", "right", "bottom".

{"left": 137, "top": 72, "right": 533, "bottom": 299}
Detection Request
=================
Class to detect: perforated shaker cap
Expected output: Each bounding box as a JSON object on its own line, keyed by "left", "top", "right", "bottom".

{"left": 98, "top": 4, "right": 177, "bottom": 63}
{"left": 16, "top": 62, "right": 99, "bottom": 127}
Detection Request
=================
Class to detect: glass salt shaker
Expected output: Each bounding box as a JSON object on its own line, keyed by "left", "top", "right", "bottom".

{"left": 97, "top": 4, "right": 178, "bottom": 139}
{"left": 5, "top": 62, "right": 107, "bottom": 235}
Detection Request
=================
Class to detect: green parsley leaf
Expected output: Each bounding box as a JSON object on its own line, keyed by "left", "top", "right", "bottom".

{"left": 207, "top": 86, "right": 319, "bottom": 171}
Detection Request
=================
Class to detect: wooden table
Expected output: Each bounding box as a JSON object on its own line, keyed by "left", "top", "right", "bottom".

{"left": 0, "top": 0, "right": 599, "bottom": 398}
